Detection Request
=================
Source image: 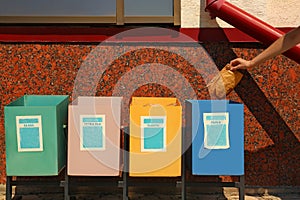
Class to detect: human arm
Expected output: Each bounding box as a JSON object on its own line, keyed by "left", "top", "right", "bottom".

{"left": 230, "top": 26, "right": 300, "bottom": 70}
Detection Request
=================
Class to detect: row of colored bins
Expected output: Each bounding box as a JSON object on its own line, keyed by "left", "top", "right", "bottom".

{"left": 4, "top": 95, "right": 243, "bottom": 177}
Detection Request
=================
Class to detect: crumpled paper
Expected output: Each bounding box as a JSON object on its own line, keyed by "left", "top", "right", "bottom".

{"left": 207, "top": 64, "right": 243, "bottom": 99}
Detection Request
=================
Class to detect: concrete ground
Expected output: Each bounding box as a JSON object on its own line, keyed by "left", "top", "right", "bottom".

{"left": 1, "top": 185, "right": 300, "bottom": 200}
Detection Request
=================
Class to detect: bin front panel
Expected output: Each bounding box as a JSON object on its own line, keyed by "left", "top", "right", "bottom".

{"left": 68, "top": 97, "right": 122, "bottom": 176}
{"left": 129, "top": 97, "right": 182, "bottom": 177}
{"left": 188, "top": 100, "right": 244, "bottom": 175}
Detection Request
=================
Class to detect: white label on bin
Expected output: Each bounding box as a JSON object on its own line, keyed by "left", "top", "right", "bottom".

{"left": 203, "top": 113, "right": 229, "bottom": 149}
{"left": 80, "top": 115, "right": 105, "bottom": 151}
{"left": 16, "top": 115, "right": 43, "bottom": 152}
{"left": 141, "top": 116, "right": 166, "bottom": 152}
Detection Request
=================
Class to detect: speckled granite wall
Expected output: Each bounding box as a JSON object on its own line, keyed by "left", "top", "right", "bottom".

{"left": 0, "top": 42, "right": 299, "bottom": 186}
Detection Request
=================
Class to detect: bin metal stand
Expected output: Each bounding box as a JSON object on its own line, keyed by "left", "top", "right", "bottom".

{"left": 181, "top": 128, "right": 245, "bottom": 200}
{"left": 6, "top": 176, "right": 12, "bottom": 200}
{"left": 181, "top": 145, "right": 245, "bottom": 200}
{"left": 61, "top": 124, "right": 70, "bottom": 200}
{"left": 123, "top": 127, "right": 181, "bottom": 200}
{"left": 63, "top": 127, "right": 125, "bottom": 200}
{"left": 6, "top": 175, "right": 62, "bottom": 200}
{"left": 63, "top": 176, "right": 123, "bottom": 200}
{"left": 239, "top": 175, "right": 245, "bottom": 200}
{"left": 180, "top": 127, "right": 186, "bottom": 200}
{"left": 63, "top": 168, "right": 70, "bottom": 200}
{"left": 180, "top": 176, "right": 245, "bottom": 200}
{"left": 122, "top": 127, "right": 129, "bottom": 200}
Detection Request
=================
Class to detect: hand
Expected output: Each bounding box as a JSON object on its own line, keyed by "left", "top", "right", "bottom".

{"left": 229, "top": 58, "right": 253, "bottom": 70}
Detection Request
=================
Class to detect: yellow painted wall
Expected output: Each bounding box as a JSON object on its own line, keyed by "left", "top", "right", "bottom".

{"left": 181, "top": 0, "right": 300, "bottom": 28}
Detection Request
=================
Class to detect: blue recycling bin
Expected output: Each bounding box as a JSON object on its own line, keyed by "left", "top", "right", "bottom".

{"left": 185, "top": 100, "right": 244, "bottom": 175}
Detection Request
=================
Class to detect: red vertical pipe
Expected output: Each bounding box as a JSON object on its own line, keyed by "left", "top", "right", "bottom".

{"left": 205, "top": 0, "right": 300, "bottom": 64}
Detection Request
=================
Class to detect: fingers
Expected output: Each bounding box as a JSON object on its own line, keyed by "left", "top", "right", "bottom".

{"left": 229, "top": 58, "right": 240, "bottom": 66}
{"left": 230, "top": 65, "right": 242, "bottom": 71}
{"left": 229, "top": 58, "right": 250, "bottom": 70}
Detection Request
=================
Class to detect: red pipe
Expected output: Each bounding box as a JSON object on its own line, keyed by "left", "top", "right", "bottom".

{"left": 205, "top": 0, "right": 300, "bottom": 64}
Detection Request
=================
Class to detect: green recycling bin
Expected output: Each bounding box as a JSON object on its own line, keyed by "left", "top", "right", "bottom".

{"left": 4, "top": 95, "right": 69, "bottom": 176}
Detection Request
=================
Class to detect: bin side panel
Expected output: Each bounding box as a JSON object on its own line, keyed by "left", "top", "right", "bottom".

{"left": 184, "top": 101, "right": 198, "bottom": 171}
{"left": 56, "top": 97, "right": 69, "bottom": 172}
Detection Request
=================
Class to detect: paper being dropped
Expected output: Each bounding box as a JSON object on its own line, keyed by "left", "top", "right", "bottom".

{"left": 207, "top": 64, "right": 243, "bottom": 99}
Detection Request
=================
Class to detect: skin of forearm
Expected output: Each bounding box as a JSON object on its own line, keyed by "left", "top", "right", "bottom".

{"left": 250, "top": 27, "right": 300, "bottom": 67}
{"left": 250, "top": 37, "right": 285, "bottom": 67}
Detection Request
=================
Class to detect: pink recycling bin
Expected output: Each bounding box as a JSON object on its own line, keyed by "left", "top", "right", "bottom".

{"left": 68, "top": 96, "right": 122, "bottom": 176}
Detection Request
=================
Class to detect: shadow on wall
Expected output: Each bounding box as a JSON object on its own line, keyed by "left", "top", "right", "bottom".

{"left": 199, "top": 27, "right": 300, "bottom": 186}
{"left": 92, "top": 38, "right": 299, "bottom": 186}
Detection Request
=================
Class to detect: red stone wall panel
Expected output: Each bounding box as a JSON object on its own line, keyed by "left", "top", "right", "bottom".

{"left": 0, "top": 43, "right": 299, "bottom": 186}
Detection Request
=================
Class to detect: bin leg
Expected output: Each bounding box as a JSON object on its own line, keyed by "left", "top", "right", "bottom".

{"left": 181, "top": 128, "right": 186, "bottom": 200}
{"left": 6, "top": 176, "right": 12, "bottom": 200}
{"left": 64, "top": 172, "right": 70, "bottom": 200}
{"left": 181, "top": 159, "right": 186, "bottom": 200}
{"left": 122, "top": 172, "right": 129, "bottom": 200}
{"left": 239, "top": 175, "right": 245, "bottom": 200}
{"left": 123, "top": 128, "right": 129, "bottom": 200}
{"left": 63, "top": 125, "right": 70, "bottom": 200}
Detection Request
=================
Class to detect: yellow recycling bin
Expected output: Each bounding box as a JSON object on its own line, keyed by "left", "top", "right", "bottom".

{"left": 129, "top": 97, "right": 182, "bottom": 177}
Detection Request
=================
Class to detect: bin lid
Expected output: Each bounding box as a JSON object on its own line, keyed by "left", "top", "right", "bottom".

{"left": 71, "top": 96, "right": 122, "bottom": 105}
{"left": 6, "top": 95, "right": 69, "bottom": 107}
{"left": 131, "top": 97, "right": 180, "bottom": 106}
